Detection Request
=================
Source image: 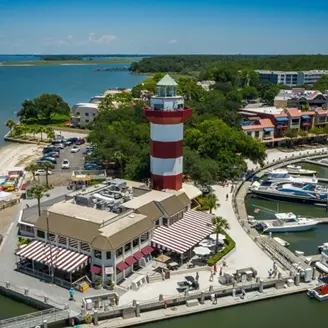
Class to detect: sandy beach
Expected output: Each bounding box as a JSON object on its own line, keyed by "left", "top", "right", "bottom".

{"left": 0, "top": 142, "right": 42, "bottom": 176}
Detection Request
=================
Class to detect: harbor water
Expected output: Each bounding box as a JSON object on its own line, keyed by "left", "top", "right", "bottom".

{"left": 0, "top": 294, "right": 37, "bottom": 319}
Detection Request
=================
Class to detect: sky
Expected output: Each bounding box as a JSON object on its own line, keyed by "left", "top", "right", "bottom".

{"left": 0, "top": 0, "right": 327, "bottom": 55}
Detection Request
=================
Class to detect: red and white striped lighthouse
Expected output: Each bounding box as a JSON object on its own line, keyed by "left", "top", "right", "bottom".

{"left": 143, "top": 74, "right": 192, "bottom": 191}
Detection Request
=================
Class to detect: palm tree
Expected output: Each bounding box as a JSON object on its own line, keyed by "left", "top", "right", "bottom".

{"left": 28, "top": 184, "right": 50, "bottom": 216}
{"left": 19, "top": 124, "right": 28, "bottom": 139}
{"left": 208, "top": 216, "right": 230, "bottom": 253}
{"left": 25, "top": 163, "right": 38, "bottom": 181}
{"left": 36, "top": 126, "right": 46, "bottom": 141}
{"left": 39, "top": 162, "right": 55, "bottom": 188}
{"left": 6, "top": 120, "right": 16, "bottom": 134}
{"left": 45, "top": 127, "right": 55, "bottom": 141}
{"left": 204, "top": 192, "right": 220, "bottom": 214}
{"left": 29, "top": 126, "right": 38, "bottom": 140}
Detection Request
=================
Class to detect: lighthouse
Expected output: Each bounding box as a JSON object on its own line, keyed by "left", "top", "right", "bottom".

{"left": 143, "top": 74, "right": 192, "bottom": 191}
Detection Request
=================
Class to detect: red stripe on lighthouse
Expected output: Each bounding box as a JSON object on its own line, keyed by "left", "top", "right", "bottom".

{"left": 151, "top": 173, "right": 183, "bottom": 191}
{"left": 151, "top": 140, "right": 183, "bottom": 158}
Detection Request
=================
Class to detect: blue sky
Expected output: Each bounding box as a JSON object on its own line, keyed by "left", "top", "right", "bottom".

{"left": 0, "top": 0, "right": 327, "bottom": 54}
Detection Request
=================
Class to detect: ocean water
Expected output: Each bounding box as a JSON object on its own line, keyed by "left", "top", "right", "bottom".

{"left": 0, "top": 60, "right": 146, "bottom": 145}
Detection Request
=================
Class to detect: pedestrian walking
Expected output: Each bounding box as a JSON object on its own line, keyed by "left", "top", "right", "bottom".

{"left": 213, "top": 263, "right": 217, "bottom": 275}
{"left": 196, "top": 272, "right": 199, "bottom": 281}
{"left": 230, "top": 185, "right": 234, "bottom": 193}
{"left": 69, "top": 288, "right": 75, "bottom": 301}
{"left": 226, "top": 194, "right": 229, "bottom": 201}
{"left": 219, "top": 266, "right": 223, "bottom": 276}
{"left": 209, "top": 270, "right": 213, "bottom": 282}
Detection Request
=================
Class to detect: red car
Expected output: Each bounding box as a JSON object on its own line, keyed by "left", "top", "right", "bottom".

{"left": 75, "top": 138, "right": 85, "bottom": 145}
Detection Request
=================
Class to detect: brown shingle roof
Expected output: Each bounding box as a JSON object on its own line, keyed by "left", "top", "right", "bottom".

{"left": 176, "top": 192, "right": 191, "bottom": 208}
{"left": 158, "top": 195, "right": 185, "bottom": 216}
{"left": 286, "top": 108, "right": 301, "bottom": 117}
{"left": 136, "top": 202, "right": 163, "bottom": 222}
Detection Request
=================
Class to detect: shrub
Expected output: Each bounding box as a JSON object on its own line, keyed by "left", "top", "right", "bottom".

{"left": 17, "top": 237, "right": 32, "bottom": 247}
{"left": 95, "top": 279, "right": 102, "bottom": 286}
{"left": 107, "top": 280, "right": 114, "bottom": 288}
{"left": 207, "top": 231, "right": 235, "bottom": 266}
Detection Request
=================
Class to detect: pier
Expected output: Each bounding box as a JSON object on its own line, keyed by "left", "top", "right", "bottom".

{"left": 305, "top": 159, "right": 328, "bottom": 168}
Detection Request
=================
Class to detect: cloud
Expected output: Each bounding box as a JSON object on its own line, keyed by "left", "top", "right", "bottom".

{"left": 84, "top": 33, "right": 118, "bottom": 45}
{"left": 168, "top": 39, "right": 177, "bottom": 44}
{"left": 43, "top": 37, "right": 68, "bottom": 46}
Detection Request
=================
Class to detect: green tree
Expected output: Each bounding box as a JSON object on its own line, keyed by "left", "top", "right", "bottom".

{"left": 6, "top": 120, "right": 16, "bottom": 133}
{"left": 208, "top": 216, "right": 230, "bottom": 253}
{"left": 263, "top": 86, "right": 281, "bottom": 105}
{"left": 17, "top": 100, "right": 39, "bottom": 122}
{"left": 25, "top": 163, "right": 38, "bottom": 181}
{"left": 204, "top": 192, "right": 220, "bottom": 214}
{"left": 283, "top": 128, "right": 298, "bottom": 147}
{"left": 39, "top": 162, "right": 55, "bottom": 188}
{"left": 28, "top": 184, "right": 50, "bottom": 216}
{"left": 314, "top": 75, "right": 328, "bottom": 93}
{"left": 242, "top": 86, "right": 259, "bottom": 101}
{"left": 177, "top": 77, "right": 205, "bottom": 101}
{"left": 29, "top": 125, "right": 38, "bottom": 140}
{"left": 36, "top": 126, "right": 46, "bottom": 141}
{"left": 45, "top": 127, "right": 55, "bottom": 141}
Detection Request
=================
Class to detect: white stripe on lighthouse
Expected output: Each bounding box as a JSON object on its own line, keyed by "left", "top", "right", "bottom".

{"left": 150, "top": 156, "right": 183, "bottom": 176}
{"left": 150, "top": 123, "right": 183, "bottom": 142}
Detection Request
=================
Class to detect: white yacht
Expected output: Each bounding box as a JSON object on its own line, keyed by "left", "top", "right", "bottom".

{"left": 265, "top": 169, "right": 317, "bottom": 184}
{"left": 255, "top": 212, "right": 319, "bottom": 233}
{"left": 315, "top": 250, "right": 328, "bottom": 274}
{"left": 286, "top": 165, "right": 316, "bottom": 176}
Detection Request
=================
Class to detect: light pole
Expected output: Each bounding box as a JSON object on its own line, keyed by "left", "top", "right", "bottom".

{"left": 46, "top": 210, "right": 54, "bottom": 283}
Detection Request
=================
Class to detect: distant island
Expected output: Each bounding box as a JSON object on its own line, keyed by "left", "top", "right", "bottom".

{"left": 0, "top": 59, "right": 135, "bottom": 66}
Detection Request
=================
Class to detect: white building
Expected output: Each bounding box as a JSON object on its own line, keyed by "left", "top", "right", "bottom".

{"left": 71, "top": 103, "right": 99, "bottom": 127}
{"left": 256, "top": 70, "right": 328, "bottom": 87}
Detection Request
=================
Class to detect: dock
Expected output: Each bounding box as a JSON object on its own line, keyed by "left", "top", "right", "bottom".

{"left": 305, "top": 159, "right": 328, "bottom": 168}
{"left": 312, "top": 217, "right": 328, "bottom": 223}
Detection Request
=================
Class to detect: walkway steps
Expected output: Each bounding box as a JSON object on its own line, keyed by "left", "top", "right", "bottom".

{"left": 0, "top": 308, "right": 69, "bottom": 328}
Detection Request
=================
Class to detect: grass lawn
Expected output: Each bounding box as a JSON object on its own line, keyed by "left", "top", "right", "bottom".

{"left": 0, "top": 59, "right": 134, "bottom": 66}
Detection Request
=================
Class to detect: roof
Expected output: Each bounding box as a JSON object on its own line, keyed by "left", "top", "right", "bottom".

{"left": 46, "top": 201, "right": 117, "bottom": 224}
{"left": 95, "top": 213, "right": 153, "bottom": 250}
{"left": 158, "top": 195, "right": 186, "bottom": 217}
{"left": 136, "top": 202, "right": 163, "bottom": 222}
{"left": 242, "top": 118, "right": 274, "bottom": 131}
{"left": 286, "top": 108, "right": 301, "bottom": 117}
{"left": 176, "top": 192, "right": 191, "bottom": 208}
{"left": 74, "top": 103, "right": 99, "bottom": 108}
{"left": 123, "top": 190, "right": 172, "bottom": 210}
{"left": 240, "top": 107, "right": 284, "bottom": 115}
{"left": 181, "top": 183, "right": 202, "bottom": 200}
{"left": 157, "top": 74, "right": 178, "bottom": 87}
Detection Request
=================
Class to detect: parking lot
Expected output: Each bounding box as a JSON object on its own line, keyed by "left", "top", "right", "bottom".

{"left": 37, "top": 142, "right": 89, "bottom": 186}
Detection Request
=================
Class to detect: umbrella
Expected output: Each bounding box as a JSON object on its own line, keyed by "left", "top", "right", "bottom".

{"left": 209, "top": 233, "right": 226, "bottom": 241}
{"left": 193, "top": 246, "right": 211, "bottom": 256}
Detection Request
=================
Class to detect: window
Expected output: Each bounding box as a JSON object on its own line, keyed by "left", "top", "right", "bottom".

{"left": 155, "top": 219, "right": 160, "bottom": 226}
{"left": 140, "top": 232, "right": 149, "bottom": 243}
{"left": 81, "top": 242, "right": 90, "bottom": 252}
{"left": 254, "top": 131, "right": 260, "bottom": 138}
{"left": 85, "top": 120, "right": 89, "bottom": 123}
{"left": 69, "top": 238, "right": 78, "bottom": 249}
{"left": 85, "top": 113, "right": 89, "bottom": 116}
{"left": 93, "top": 113, "right": 96, "bottom": 116}
{"left": 106, "top": 251, "right": 111, "bottom": 260}
{"left": 48, "top": 233, "right": 56, "bottom": 242}
{"left": 124, "top": 242, "right": 131, "bottom": 253}
{"left": 94, "top": 249, "right": 102, "bottom": 259}
{"left": 58, "top": 235, "right": 67, "bottom": 245}
{"left": 76, "top": 112, "right": 80, "bottom": 116}
{"left": 37, "top": 230, "right": 45, "bottom": 239}
{"left": 116, "top": 247, "right": 123, "bottom": 258}
{"left": 133, "top": 238, "right": 139, "bottom": 248}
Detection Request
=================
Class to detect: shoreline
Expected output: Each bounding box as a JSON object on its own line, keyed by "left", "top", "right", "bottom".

{"left": 0, "top": 60, "right": 133, "bottom": 67}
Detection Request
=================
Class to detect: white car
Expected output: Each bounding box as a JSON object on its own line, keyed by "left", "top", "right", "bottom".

{"left": 35, "top": 169, "right": 52, "bottom": 176}
{"left": 61, "top": 159, "right": 70, "bottom": 169}
{"left": 71, "top": 146, "right": 80, "bottom": 153}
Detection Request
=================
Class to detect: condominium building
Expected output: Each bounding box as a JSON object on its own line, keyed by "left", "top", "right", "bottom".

{"left": 71, "top": 103, "right": 99, "bottom": 127}
{"left": 256, "top": 70, "right": 328, "bottom": 87}
{"left": 274, "top": 88, "right": 328, "bottom": 109}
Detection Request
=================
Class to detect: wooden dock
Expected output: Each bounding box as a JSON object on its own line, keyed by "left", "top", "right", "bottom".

{"left": 305, "top": 159, "right": 328, "bottom": 168}
{"left": 312, "top": 217, "right": 328, "bottom": 223}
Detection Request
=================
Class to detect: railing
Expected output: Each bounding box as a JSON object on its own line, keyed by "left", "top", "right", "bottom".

{"left": 0, "top": 308, "right": 69, "bottom": 328}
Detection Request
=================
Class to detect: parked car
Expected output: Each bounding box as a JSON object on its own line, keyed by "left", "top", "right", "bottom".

{"left": 75, "top": 138, "right": 85, "bottom": 145}
{"left": 35, "top": 169, "right": 53, "bottom": 176}
{"left": 40, "top": 156, "right": 57, "bottom": 164}
{"left": 47, "top": 152, "right": 60, "bottom": 158}
{"left": 64, "top": 140, "right": 73, "bottom": 146}
{"left": 71, "top": 146, "right": 80, "bottom": 153}
{"left": 61, "top": 159, "right": 70, "bottom": 169}
{"left": 43, "top": 147, "right": 60, "bottom": 154}
{"left": 52, "top": 142, "right": 65, "bottom": 149}
{"left": 84, "top": 163, "right": 98, "bottom": 170}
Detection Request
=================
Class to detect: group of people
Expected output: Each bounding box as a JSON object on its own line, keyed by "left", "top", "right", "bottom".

{"left": 209, "top": 262, "right": 226, "bottom": 282}
{"left": 268, "top": 261, "right": 279, "bottom": 278}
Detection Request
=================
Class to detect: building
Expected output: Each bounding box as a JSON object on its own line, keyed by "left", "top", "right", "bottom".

{"left": 71, "top": 103, "right": 99, "bottom": 127}
{"left": 89, "top": 88, "right": 131, "bottom": 104}
{"left": 197, "top": 80, "right": 216, "bottom": 91}
{"left": 274, "top": 88, "right": 328, "bottom": 109}
{"left": 256, "top": 70, "right": 328, "bottom": 87}
{"left": 143, "top": 74, "right": 192, "bottom": 191}
{"left": 239, "top": 106, "right": 328, "bottom": 146}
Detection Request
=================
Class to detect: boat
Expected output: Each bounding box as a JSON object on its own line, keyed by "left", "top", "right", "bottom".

{"left": 307, "top": 284, "right": 328, "bottom": 301}
{"left": 318, "top": 243, "right": 328, "bottom": 253}
{"left": 273, "top": 237, "right": 290, "bottom": 247}
{"left": 264, "top": 169, "right": 317, "bottom": 183}
{"left": 286, "top": 165, "right": 316, "bottom": 176}
{"left": 315, "top": 250, "right": 328, "bottom": 273}
{"left": 255, "top": 212, "right": 319, "bottom": 233}
{"left": 250, "top": 180, "right": 328, "bottom": 204}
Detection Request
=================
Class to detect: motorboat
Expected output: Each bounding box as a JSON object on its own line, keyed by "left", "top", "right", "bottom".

{"left": 286, "top": 165, "right": 316, "bottom": 176}
{"left": 315, "top": 250, "right": 328, "bottom": 273}
{"left": 255, "top": 212, "right": 319, "bottom": 233}
{"left": 318, "top": 242, "right": 328, "bottom": 253}
{"left": 264, "top": 170, "right": 317, "bottom": 183}
{"left": 307, "top": 285, "right": 328, "bottom": 301}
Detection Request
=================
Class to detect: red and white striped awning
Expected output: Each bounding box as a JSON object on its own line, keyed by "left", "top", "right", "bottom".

{"left": 15, "top": 240, "right": 89, "bottom": 273}
{"left": 151, "top": 210, "right": 213, "bottom": 254}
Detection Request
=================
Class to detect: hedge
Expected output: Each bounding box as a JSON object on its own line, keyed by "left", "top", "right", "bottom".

{"left": 207, "top": 231, "right": 236, "bottom": 266}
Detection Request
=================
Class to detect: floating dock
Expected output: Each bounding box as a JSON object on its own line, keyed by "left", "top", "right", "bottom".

{"left": 305, "top": 159, "right": 328, "bottom": 168}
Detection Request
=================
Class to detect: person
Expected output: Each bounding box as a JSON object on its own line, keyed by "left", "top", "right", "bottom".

{"left": 230, "top": 185, "right": 234, "bottom": 193}
{"left": 273, "top": 261, "right": 278, "bottom": 270}
{"left": 226, "top": 194, "right": 229, "bottom": 201}
{"left": 222, "top": 259, "right": 226, "bottom": 267}
{"left": 196, "top": 272, "right": 199, "bottom": 281}
{"left": 209, "top": 270, "right": 213, "bottom": 282}
{"left": 268, "top": 268, "right": 273, "bottom": 278}
{"left": 69, "top": 288, "right": 75, "bottom": 301}
{"left": 219, "top": 266, "right": 223, "bottom": 276}
{"left": 240, "top": 289, "right": 246, "bottom": 299}
{"left": 213, "top": 263, "right": 217, "bottom": 275}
